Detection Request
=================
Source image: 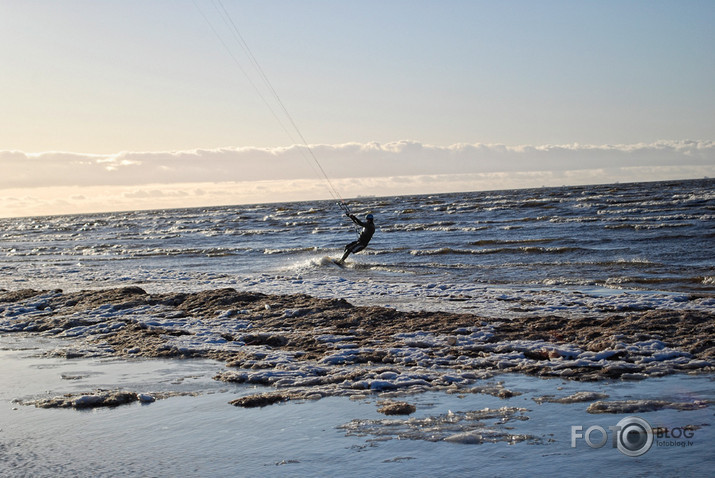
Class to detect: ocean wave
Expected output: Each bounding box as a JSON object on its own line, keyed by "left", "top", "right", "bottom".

{"left": 674, "top": 191, "right": 715, "bottom": 203}
{"left": 296, "top": 208, "right": 320, "bottom": 216}
{"left": 409, "top": 246, "right": 593, "bottom": 256}
{"left": 275, "top": 255, "right": 337, "bottom": 272}
{"left": 548, "top": 216, "right": 600, "bottom": 223}
{"left": 129, "top": 247, "right": 241, "bottom": 258}
{"left": 474, "top": 258, "right": 655, "bottom": 269}
{"left": 539, "top": 277, "right": 598, "bottom": 287}
{"left": 518, "top": 246, "right": 593, "bottom": 254}
{"left": 279, "top": 255, "right": 408, "bottom": 275}
{"left": 395, "top": 208, "right": 420, "bottom": 214}
{"left": 603, "top": 276, "right": 708, "bottom": 288}
{"left": 410, "top": 247, "right": 473, "bottom": 256}
{"left": 382, "top": 221, "right": 459, "bottom": 232}
{"left": 469, "top": 238, "right": 559, "bottom": 246}
{"left": 604, "top": 222, "right": 693, "bottom": 230}
{"left": 611, "top": 257, "right": 654, "bottom": 265}
{"left": 263, "top": 247, "right": 319, "bottom": 255}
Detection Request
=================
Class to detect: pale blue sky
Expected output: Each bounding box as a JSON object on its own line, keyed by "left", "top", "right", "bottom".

{"left": 2, "top": 0, "right": 713, "bottom": 151}
{"left": 0, "top": 1, "right": 713, "bottom": 216}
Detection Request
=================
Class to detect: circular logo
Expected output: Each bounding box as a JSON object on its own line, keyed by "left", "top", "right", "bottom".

{"left": 615, "top": 416, "right": 654, "bottom": 457}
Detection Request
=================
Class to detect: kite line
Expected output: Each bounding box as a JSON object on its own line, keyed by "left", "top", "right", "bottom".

{"left": 192, "top": 0, "right": 350, "bottom": 215}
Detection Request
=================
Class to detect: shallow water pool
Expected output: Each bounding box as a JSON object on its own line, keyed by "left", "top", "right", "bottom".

{"left": 1, "top": 336, "right": 712, "bottom": 477}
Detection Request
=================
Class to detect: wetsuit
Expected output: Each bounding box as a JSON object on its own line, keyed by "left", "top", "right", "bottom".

{"left": 339, "top": 214, "right": 375, "bottom": 263}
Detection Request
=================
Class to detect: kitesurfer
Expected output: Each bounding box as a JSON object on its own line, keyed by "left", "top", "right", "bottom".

{"left": 337, "top": 213, "right": 375, "bottom": 264}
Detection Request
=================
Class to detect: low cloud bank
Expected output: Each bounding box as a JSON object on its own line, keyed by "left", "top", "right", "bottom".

{"left": 1, "top": 140, "right": 712, "bottom": 188}
{"left": 1, "top": 140, "right": 712, "bottom": 217}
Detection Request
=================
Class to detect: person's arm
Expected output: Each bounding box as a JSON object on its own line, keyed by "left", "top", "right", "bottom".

{"left": 347, "top": 213, "right": 366, "bottom": 227}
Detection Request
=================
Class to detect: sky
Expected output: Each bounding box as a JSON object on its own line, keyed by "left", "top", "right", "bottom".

{"left": 1, "top": 0, "right": 713, "bottom": 217}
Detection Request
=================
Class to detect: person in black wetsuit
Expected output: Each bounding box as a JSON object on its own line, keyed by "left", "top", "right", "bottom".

{"left": 337, "top": 213, "right": 375, "bottom": 264}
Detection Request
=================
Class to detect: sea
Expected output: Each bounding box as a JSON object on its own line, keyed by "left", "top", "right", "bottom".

{"left": 1, "top": 178, "right": 713, "bottom": 477}
{"left": 1, "top": 178, "right": 713, "bottom": 316}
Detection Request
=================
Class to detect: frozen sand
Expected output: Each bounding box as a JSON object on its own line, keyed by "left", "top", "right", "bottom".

{"left": 1, "top": 287, "right": 712, "bottom": 402}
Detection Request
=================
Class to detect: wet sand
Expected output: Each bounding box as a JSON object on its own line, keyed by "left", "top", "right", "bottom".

{"left": 1, "top": 287, "right": 712, "bottom": 411}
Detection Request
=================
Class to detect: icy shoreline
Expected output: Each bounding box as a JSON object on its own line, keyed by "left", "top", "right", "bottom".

{"left": 1, "top": 286, "right": 712, "bottom": 412}
{"left": 1, "top": 349, "right": 710, "bottom": 478}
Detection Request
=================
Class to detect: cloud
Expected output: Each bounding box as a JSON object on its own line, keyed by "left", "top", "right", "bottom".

{"left": 0, "top": 140, "right": 713, "bottom": 217}
{"left": 1, "top": 164, "right": 712, "bottom": 218}
{"left": 1, "top": 140, "right": 712, "bottom": 190}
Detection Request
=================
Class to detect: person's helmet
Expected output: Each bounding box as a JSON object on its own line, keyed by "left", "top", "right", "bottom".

{"left": 366, "top": 214, "right": 374, "bottom": 220}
